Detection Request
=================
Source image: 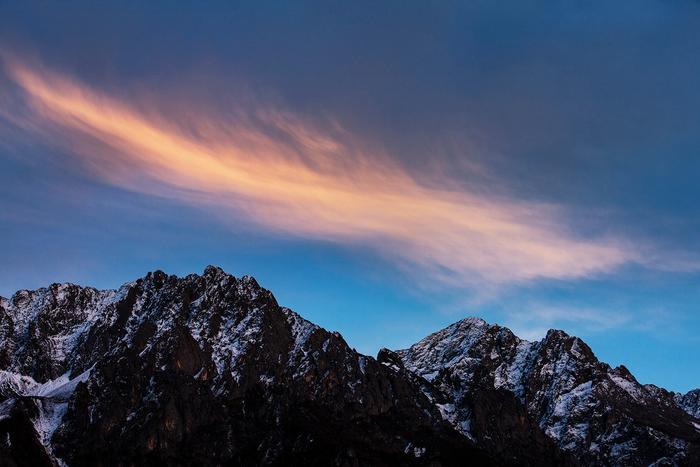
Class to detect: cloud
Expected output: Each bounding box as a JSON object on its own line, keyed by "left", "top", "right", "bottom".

{"left": 501, "top": 301, "right": 688, "bottom": 343}
{"left": 507, "top": 305, "right": 633, "bottom": 340}
{"left": 0, "top": 55, "right": 650, "bottom": 285}
{"left": 500, "top": 304, "right": 631, "bottom": 341}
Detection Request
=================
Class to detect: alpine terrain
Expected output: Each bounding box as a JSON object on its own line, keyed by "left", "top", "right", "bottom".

{"left": 0, "top": 267, "right": 698, "bottom": 466}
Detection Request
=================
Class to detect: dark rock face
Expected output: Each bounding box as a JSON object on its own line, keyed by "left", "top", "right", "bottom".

{"left": 0, "top": 267, "right": 698, "bottom": 466}
{"left": 397, "top": 318, "right": 700, "bottom": 466}
{"left": 0, "top": 398, "right": 54, "bottom": 467}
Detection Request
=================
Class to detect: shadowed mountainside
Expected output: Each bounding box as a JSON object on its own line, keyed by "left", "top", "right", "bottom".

{"left": 0, "top": 267, "right": 697, "bottom": 466}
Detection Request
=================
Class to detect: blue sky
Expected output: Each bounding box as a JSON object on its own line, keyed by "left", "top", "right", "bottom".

{"left": 1, "top": 1, "right": 699, "bottom": 392}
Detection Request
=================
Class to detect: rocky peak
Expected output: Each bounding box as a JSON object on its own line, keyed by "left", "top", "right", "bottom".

{"left": 1, "top": 268, "right": 698, "bottom": 466}
{"left": 0, "top": 268, "right": 492, "bottom": 466}
{"left": 398, "top": 316, "right": 700, "bottom": 466}
{"left": 676, "top": 389, "right": 700, "bottom": 419}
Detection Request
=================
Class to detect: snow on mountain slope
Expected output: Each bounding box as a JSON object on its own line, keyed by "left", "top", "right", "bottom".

{"left": 676, "top": 389, "right": 700, "bottom": 420}
{"left": 397, "top": 317, "right": 700, "bottom": 466}
{"left": 0, "top": 267, "right": 698, "bottom": 466}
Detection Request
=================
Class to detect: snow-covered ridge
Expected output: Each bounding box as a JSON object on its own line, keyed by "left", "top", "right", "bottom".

{"left": 0, "top": 368, "right": 92, "bottom": 457}
{"left": 396, "top": 316, "right": 700, "bottom": 465}
{"left": 675, "top": 389, "right": 700, "bottom": 419}
{"left": 1, "top": 282, "right": 119, "bottom": 383}
{"left": 0, "top": 369, "right": 90, "bottom": 400}
{"left": 399, "top": 317, "right": 491, "bottom": 381}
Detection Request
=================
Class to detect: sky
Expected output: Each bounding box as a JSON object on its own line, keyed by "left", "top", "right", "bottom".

{"left": 1, "top": 0, "right": 699, "bottom": 392}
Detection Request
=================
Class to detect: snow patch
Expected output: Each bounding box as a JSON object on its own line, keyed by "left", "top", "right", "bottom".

{"left": 609, "top": 373, "right": 644, "bottom": 402}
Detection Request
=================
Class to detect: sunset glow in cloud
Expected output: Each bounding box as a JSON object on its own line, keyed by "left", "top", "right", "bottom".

{"left": 3, "top": 58, "right": 638, "bottom": 285}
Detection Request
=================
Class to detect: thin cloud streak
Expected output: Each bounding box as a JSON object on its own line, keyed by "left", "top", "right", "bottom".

{"left": 2, "top": 57, "right": 645, "bottom": 285}
{"left": 506, "top": 305, "right": 633, "bottom": 341}
{"left": 502, "top": 303, "right": 686, "bottom": 343}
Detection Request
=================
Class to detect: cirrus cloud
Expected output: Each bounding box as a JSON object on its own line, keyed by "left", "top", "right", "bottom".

{"left": 0, "top": 55, "right": 659, "bottom": 286}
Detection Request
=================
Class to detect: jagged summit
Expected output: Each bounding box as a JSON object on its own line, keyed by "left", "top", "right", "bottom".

{"left": 677, "top": 389, "right": 700, "bottom": 419}
{"left": 0, "top": 267, "right": 489, "bottom": 466}
{"left": 0, "top": 267, "right": 698, "bottom": 466}
{"left": 203, "top": 264, "right": 225, "bottom": 276}
{"left": 398, "top": 313, "right": 700, "bottom": 465}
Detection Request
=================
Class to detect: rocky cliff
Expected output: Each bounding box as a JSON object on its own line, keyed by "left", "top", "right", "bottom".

{"left": 0, "top": 267, "right": 697, "bottom": 466}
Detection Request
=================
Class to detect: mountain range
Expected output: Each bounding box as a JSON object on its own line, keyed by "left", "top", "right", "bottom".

{"left": 0, "top": 266, "right": 698, "bottom": 466}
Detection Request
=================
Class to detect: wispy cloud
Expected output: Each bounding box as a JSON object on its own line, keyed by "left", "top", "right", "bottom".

{"left": 0, "top": 55, "right": 666, "bottom": 285}
{"left": 504, "top": 305, "right": 633, "bottom": 341}
{"left": 501, "top": 302, "right": 688, "bottom": 342}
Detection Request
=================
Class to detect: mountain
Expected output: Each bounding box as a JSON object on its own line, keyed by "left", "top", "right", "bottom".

{"left": 0, "top": 267, "right": 490, "bottom": 466}
{"left": 396, "top": 318, "right": 700, "bottom": 466}
{"left": 0, "top": 267, "right": 698, "bottom": 466}
{"left": 675, "top": 390, "right": 700, "bottom": 420}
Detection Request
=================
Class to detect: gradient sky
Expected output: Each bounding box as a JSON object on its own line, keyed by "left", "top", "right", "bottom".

{"left": 1, "top": 1, "right": 699, "bottom": 392}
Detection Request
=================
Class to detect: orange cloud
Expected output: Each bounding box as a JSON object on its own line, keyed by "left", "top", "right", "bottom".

{"left": 2, "top": 57, "right": 639, "bottom": 284}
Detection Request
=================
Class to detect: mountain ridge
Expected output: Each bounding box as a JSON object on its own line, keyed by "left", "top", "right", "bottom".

{"left": 395, "top": 316, "right": 700, "bottom": 464}
{"left": 0, "top": 266, "right": 698, "bottom": 466}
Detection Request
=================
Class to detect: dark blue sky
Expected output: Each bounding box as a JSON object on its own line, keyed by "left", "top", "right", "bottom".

{"left": 1, "top": 1, "right": 699, "bottom": 391}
